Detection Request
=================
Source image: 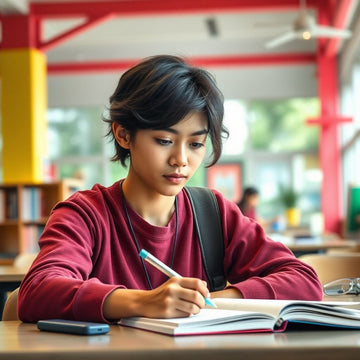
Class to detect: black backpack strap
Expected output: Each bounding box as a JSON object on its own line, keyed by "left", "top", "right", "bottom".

{"left": 184, "top": 187, "right": 226, "bottom": 292}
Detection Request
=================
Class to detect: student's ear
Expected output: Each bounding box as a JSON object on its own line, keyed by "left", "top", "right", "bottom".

{"left": 112, "top": 123, "right": 131, "bottom": 149}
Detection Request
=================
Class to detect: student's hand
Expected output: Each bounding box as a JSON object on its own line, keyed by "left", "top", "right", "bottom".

{"left": 211, "top": 287, "right": 243, "bottom": 299}
{"left": 103, "top": 277, "right": 209, "bottom": 321}
{"left": 140, "top": 277, "right": 209, "bottom": 318}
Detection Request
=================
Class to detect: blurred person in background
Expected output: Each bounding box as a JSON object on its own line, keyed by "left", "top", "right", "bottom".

{"left": 237, "top": 187, "right": 260, "bottom": 221}
{"left": 237, "top": 186, "right": 284, "bottom": 232}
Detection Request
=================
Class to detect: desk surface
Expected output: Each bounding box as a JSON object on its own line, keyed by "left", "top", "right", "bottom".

{"left": 288, "top": 239, "right": 358, "bottom": 252}
{"left": 0, "top": 266, "right": 27, "bottom": 282}
{"left": 1, "top": 320, "right": 360, "bottom": 360}
{"left": 268, "top": 234, "right": 358, "bottom": 252}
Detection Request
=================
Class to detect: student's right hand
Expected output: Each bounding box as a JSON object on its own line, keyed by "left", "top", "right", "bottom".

{"left": 140, "top": 277, "right": 209, "bottom": 318}
{"left": 102, "top": 277, "right": 210, "bottom": 320}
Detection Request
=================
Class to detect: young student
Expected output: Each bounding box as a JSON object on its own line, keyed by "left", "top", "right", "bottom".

{"left": 18, "top": 55, "right": 323, "bottom": 323}
{"left": 237, "top": 187, "right": 260, "bottom": 221}
{"left": 237, "top": 186, "right": 283, "bottom": 231}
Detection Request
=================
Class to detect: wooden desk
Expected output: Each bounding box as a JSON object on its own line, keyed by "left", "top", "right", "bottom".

{"left": 0, "top": 266, "right": 27, "bottom": 282}
{"left": 0, "top": 320, "right": 360, "bottom": 360}
{"left": 268, "top": 233, "right": 358, "bottom": 255}
{"left": 288, "top": 239, "right": 358, "bottom": 253}
{"left": 0, "top": 266, "right": 27, "bottom": 319}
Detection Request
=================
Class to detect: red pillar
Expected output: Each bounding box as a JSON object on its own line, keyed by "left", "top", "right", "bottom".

{"left": 317, "top": 55, "right": 342, "bottom": 234}
{"left": 310, "top": 1, "right": 353, "bottom": 235}
{"left": 308, "top": 56, "right": 352, "bottom": 235}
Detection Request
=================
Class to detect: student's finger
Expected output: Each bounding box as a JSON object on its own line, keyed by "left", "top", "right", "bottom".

{"left": 178, "top": 288, "right": 206, "bottom": 310}
{"left": 176, "top": 277, "right": 211, "bottom": 299}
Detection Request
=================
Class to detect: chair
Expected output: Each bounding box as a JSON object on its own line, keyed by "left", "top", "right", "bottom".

{"left": 13, "top": 253, "right": 37, "bottom": 269}
{"left": 299, "top": 253, "right": 360, "bottom": 285}
{"left": 326, "top": 243, "right": 360, "bottom": 255}
{"left": 1, "top": 253, "right": 37, "bottom": 321}
{"left": 2, "top": 287, "right": 19, "bottom": 321}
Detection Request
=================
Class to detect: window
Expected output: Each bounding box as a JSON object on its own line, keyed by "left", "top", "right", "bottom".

{"left": 47, "top": 107, "right": 127, "bottom": 188}
{"left": 341, "top": 65, "right": 360, "bottom": 216}
{"left": 248, "top": 98, "right": 319, "bottom": 152}
{"left": 47, "top": 107, "right": 206, "bottom": 188}
{"left": 220, "top": 98, "right": 321, "bottom": 225}
{"left": 47, "top": 98, "right": 321, "bottom": 226}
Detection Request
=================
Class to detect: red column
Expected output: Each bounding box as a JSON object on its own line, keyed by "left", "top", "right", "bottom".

{"left": 1, "top": 15, "right": 37, "bottom": 48}
{"left": 317, "top": 55, "right": 342, "bottom": 234}
{"left": 308, "top": 57, "right": 351, "bottom": 235}
{"left": 309, "top": 0, "right": 354, "bottom": 235}
{"left": 308, "top": 56, "right": 352, "bottom": 235}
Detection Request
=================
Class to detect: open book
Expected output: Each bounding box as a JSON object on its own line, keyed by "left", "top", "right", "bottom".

{"left": 118, "top": 298, "right": 360, "bottom": 336}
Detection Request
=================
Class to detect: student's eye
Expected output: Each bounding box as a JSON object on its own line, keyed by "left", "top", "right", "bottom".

{"left": 155, "top": 138, "right": 172, "bottom": 146}
{"left": 190, "top": 142, "right": 205, "bottom": 149}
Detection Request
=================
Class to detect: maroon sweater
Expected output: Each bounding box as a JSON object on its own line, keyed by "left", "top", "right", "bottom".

{"left": 18, "top": 181, "right": 322, "bottom": 322}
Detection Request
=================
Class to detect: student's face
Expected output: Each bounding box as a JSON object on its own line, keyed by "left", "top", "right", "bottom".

{"left": 248, "top": 194, "right": 259, "bottom": 208}
{"left": 123, "top": 112, "right": 208, "bottom": 197}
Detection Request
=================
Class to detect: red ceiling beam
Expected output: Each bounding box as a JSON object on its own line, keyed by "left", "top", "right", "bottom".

{"left": 30, "top": 0, "right": 315, "bottom": 19}
{"left": 48, "top": 59, "right": 139, "bottom": 74}
{"left": 37, "top": 13, "right": 116, "bottom": 52}
{"left": 47, "top": 53, "right": 316, "bottom": 74}
{"left": 27, "top": 0, "right": 316, "bottom": 53}
{"left": 323, "top": 0, "right": 355, "bottom": 57}
{"left": 192, "top": 53, "right": 316, "bottom": 67}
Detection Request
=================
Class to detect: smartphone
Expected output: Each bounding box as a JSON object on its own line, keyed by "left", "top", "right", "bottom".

{"left": 37, "top": 319, "right": 110, "bottom": 335}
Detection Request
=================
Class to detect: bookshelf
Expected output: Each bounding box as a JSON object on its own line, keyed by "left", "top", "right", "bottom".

{"left": 0, "top": 179, "right": 83, "bottom": 265}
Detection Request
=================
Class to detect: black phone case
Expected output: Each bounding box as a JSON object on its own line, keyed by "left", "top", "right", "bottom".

{"left": 37, "top": 319, "right": 110, "bottom": 335}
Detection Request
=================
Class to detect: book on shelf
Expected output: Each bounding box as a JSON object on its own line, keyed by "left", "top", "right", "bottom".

{"left": 5, "top": 188, "right": 18, "bottom": 220}
{"left": 22, "top": 187, "right": 46, "bottom": 221}
{"left": 22, "top": 225, "right": 43, "bottom": 253}
{"left": 0, "top": 189, "right": 5, "bottom": 221}
{"left": 0, "top": 188, "right": 18, "bottom": 222}
{"left": 118, "top": 298, "right": 360, "bottom": 336}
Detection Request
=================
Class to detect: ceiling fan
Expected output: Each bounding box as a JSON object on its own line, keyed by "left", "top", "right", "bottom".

{"left": 265, "top": 0, "right": 352, "bottom": 48}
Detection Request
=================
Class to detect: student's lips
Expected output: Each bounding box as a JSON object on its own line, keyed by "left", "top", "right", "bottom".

{"left": 164, "top": 174, "right": 187, "bottom": 184}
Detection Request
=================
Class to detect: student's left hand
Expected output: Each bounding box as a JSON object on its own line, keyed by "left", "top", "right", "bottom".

{"left": 211, "top": 287, "right": 243, "bottom": 299}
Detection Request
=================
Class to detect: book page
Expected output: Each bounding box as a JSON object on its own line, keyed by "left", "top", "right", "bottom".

{"left": 212, "top": 298, "right": 360, "bottom": 318}
{"left": 212, "top": 299, "right": 295, "bottom": 318}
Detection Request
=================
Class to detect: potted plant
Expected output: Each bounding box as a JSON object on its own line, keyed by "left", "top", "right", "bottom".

{"left": 278, "top": 185, "right": 300, "bottom": 227}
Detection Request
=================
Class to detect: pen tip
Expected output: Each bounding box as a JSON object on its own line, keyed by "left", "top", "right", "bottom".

{"left": 205, "top": 298, "right": 217, "bottom": 308}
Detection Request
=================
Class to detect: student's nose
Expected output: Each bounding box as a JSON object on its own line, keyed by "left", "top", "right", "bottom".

{"left": 169, "top": 144, "right": 187, "bottom": 167}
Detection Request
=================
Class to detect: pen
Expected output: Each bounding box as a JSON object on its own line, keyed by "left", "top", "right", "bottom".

{"left": 139, "top": 249, "right": 217, "bottom": 308}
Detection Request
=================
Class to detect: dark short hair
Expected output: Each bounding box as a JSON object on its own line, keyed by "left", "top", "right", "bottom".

{"left": 104, "top": 55, "right": 228, "bottom": 167}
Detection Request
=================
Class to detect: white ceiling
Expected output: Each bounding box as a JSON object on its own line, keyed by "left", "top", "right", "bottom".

{"left": 0, "top": 0, "right": 359, "bottom": 106}
{"left": 44, "top": 11, "right": 317, "bottom": 63}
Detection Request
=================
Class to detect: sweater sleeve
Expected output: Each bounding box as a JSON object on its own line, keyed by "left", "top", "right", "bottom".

{"left": 18, "top": 194, "right": 122, "bottom": 323}
{"left": 215, "top": 191, "right": 323, "bottom": 300}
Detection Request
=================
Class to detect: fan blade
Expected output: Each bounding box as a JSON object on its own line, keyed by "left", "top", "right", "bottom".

{"left": 265, "top": 31, "right": 298, "bottom": 48}
{"left": 312, "top": 25, "right": 352, "bottom": 39}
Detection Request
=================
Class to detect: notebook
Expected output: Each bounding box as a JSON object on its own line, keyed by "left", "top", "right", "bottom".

{"left": 118, "top": 298, "right": 360, "bottom": 336}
